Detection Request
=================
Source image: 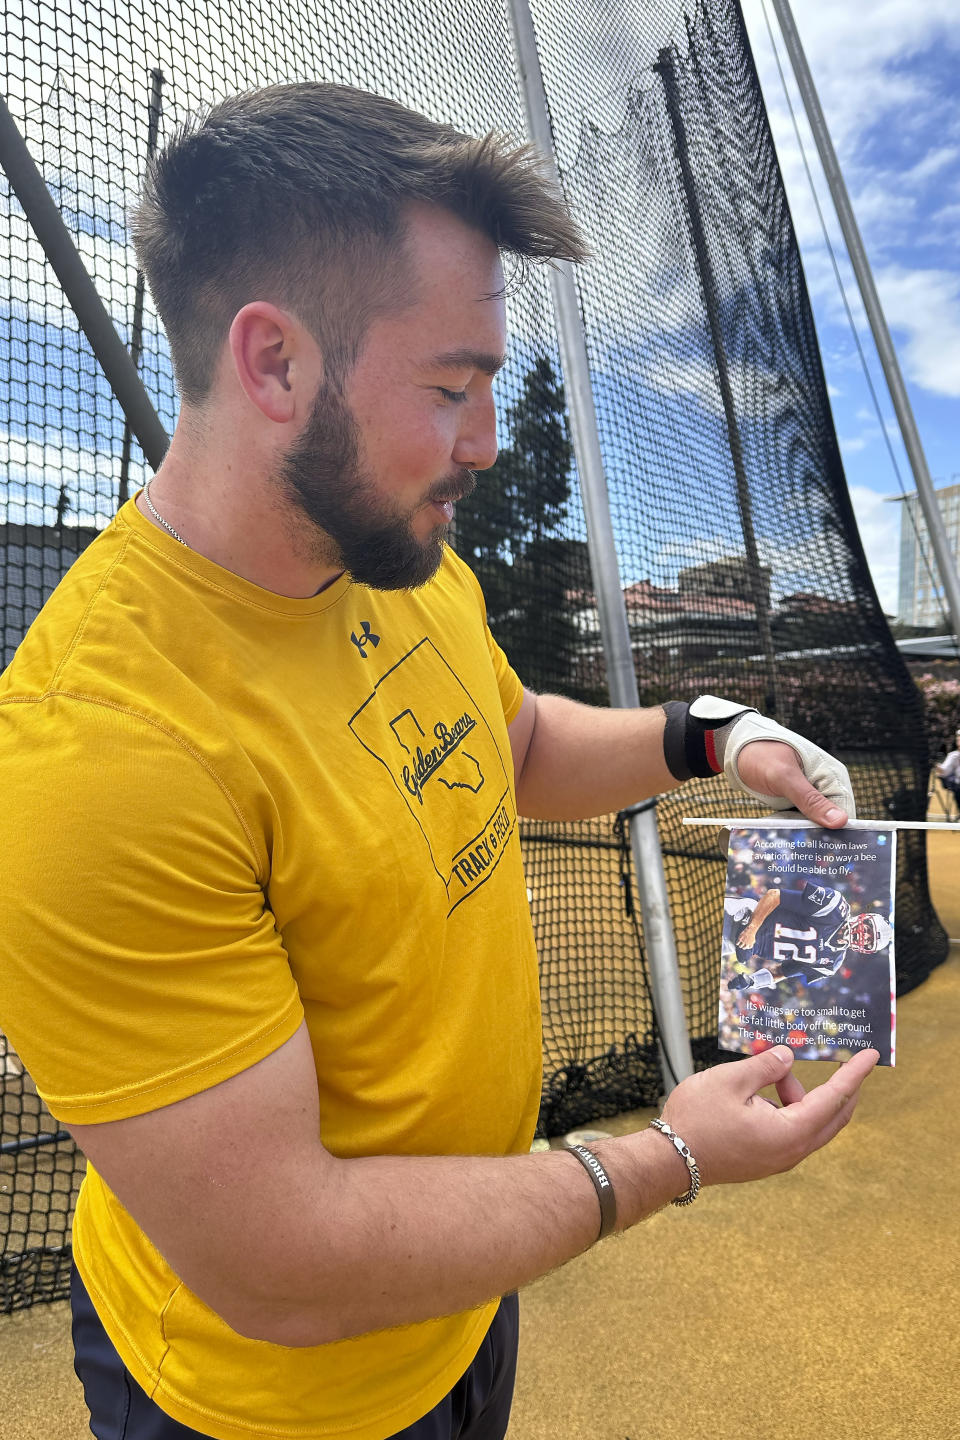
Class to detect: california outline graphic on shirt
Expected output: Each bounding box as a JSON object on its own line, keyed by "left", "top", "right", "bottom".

{"left": 389, "top": 708, "right": 484, "bottom": 804}
{"left": 348, "top": 638, "right": 516, "bottom": 913}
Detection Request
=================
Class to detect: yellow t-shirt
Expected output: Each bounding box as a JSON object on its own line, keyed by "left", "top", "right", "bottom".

{"left": 0, "top": 496, "right": 542, "bottom": 1440}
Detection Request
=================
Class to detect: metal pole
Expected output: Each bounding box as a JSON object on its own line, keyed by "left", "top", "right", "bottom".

{"left": 655, "top": 47, "right": 784, "bottom": 719}
{"left": 770, "top": 0, "right": 960, "bottom": 642}
{"left": 0, "top": 91, "right": 169, "bottom": 472}
{"left": 0, "top": 1130, "right": 72, "bottom": 1156}
{"left": 506, "top": 0, "right": 694, "bottom": 1089}
{"left": 120, "top": 69, "right": 165, "bottom": 504}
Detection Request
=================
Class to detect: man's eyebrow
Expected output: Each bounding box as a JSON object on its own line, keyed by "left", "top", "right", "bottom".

{"left": 426, "top": 349, "right": 508, "bottom": 377}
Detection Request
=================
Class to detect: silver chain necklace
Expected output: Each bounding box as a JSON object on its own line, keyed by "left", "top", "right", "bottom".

{"left": 143, "top": 481, "right": 188, "bottom": 546}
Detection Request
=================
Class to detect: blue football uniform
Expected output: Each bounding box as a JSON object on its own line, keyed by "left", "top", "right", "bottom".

{"left": 730, "top": 881, "right": 851, "bottom": 980}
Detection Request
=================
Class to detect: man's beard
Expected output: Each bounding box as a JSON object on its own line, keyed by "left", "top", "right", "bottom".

{"left": 277, "top": 383, "right": 476, "bottom": 591}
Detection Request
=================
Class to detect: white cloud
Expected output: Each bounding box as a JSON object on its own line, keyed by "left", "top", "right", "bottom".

{"left": 838, "top": 434, "right": 870, "bottom": 454}
{"left": 904, "top": 145, "right": 960, "bottom": 186}
{"left": 741, "top": 0, "right": 960, "bottom": 157}
{"left": 532, "top": 0, "right": 695, "bottom": 168}
{"left": 848, "top": 484, "right": 903, "bottom": 612}
{"left": 631, "top": 354, "right": 725, "bottom": 416}
{"left": 740, "top": 0, "right": 960, "bottom": 408}
{"left": 846, "top": 178, "right": 918, "bottom": 240}
{"left": 0, "top": 430, "right": 146, "bottom": 526}
{"left": 874, "top": 265, "right": 960, "bottom": 397}
{"left": 927, "top": 201, "right": 960, "bottom": 247}
{"left": 798, "top": 249, "right": 960, "bottom": 399}
{"left": 625, "top": 345, "right": 800, "bottom": 423}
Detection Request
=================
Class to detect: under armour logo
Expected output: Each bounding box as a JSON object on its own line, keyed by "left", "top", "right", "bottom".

{"left": 350, "top": 620, "right": 381, "bottom": 658}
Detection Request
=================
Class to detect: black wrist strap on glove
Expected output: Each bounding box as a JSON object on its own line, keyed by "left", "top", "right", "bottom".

{"left": 661, "top": 698, "right": 757, "bottom": 781}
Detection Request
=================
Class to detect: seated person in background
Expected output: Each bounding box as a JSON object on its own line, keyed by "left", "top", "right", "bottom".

{"left": 936, "top": 728, "right": 960, "bottom": 813}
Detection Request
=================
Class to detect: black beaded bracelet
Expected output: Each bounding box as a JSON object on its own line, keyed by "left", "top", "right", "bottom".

{"left": 565, "top": 1143, "right": 617, "bottom": 1240}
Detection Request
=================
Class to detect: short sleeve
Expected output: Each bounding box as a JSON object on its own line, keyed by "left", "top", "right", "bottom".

{"left": 0, "top": 695, "right": 303, "bottom": 1124}
{"left": 447, "top": 552, "right": 525, "bottom": 726}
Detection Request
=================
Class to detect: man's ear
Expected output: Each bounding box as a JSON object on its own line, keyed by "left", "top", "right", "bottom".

{"left": 227, "top": 302, "right": 321, "bottom": 424}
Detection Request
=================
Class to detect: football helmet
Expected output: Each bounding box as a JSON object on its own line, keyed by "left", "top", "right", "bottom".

{"left": 838, "top": 911, "right": 894, "bottom": 954}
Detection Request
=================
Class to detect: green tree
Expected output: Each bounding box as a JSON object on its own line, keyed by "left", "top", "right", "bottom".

{"left": 454, "top": 356, "right": 597, "bottom": 698}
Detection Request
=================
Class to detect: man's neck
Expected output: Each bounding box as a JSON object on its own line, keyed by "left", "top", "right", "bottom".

{"left": 135, "top": 436, "right": 345, "bottom": 598}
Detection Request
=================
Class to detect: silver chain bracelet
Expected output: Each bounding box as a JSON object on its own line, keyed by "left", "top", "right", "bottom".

{"left": 649, "top": 1118, "right": 701, "bottom": 1206}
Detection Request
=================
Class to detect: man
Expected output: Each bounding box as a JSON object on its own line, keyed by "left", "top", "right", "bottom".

{"left": 725, "top": 880, "right": 894, "bottom": 993}
{"left": 937, "top": 728, "right": 960, "bottom": 815}
{"left": 0, "top": 85, "right": 877, "bottom": 1440}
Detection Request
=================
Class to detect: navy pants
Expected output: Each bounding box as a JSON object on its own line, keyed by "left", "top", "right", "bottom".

{"left": 71, "top": 1263, "right": 519, "bottom": 1440}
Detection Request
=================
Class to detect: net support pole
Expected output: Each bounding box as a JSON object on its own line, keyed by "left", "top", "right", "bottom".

{"left": 506, "top": 0, "right": 694, "bottom": 1090}
{"left": 769, "top": 0, "right": 960, "bottom": 642}
{"left": 0, "top": 91, "right": 169, "bottom": 472}
{"left": 119, "top": 68, "right": 165, "bottom": 504}
{"left": 654, "top": 47, "right": 784, "bottom": 718}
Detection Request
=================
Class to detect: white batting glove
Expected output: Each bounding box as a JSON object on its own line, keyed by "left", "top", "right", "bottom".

{"left": 699, "top": 697, "right": 856, "bottom": 818}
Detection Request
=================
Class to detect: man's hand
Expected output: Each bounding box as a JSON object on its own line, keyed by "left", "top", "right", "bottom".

{"left": 657, "top": 1044, "right": 878, "bottom": 1188}
{"left": 735, "top": 926, "right": 758, "bottom": 950}
{"left": 709, "top": 705, "right": 856, "bottom": 827}
{"left": 734, "top": 739, "right": 850, "bottom": 827}
{"left": 68, "top": 1023, "right": 879, "bottom": 1343}
{"left": 509, "top": 692, "right": 856, "bottom": 827}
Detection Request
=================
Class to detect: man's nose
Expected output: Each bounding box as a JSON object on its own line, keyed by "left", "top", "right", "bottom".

{"left": 452, "top": 392, "right": 498, "bottom": 471}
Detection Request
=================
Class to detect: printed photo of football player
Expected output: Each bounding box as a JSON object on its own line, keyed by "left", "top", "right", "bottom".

{"left": 717, "top": 824, "right": 897, "bottom": 1065}
{"left": 723, "top": 880, "right": 894, "bottom": 994}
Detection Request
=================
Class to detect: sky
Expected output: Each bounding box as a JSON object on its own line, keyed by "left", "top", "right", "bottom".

{"left": 738, "top": 0, "right": 960, "bottom": 616}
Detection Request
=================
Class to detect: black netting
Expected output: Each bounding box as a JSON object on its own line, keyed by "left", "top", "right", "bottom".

{"left": 522, "top": 0, "right": 945, "bottom": 1045}
{"left": 0, "top": 1030, "right": 81, "bottom": 1311}
{"left": 0, "top": 0, "right": 948, "bottom": 1308}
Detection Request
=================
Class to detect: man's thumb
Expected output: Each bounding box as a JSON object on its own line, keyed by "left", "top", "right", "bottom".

{"left": 743, "top": 1043, "right": 794, "bottom": 1092}
{"left": 795, "top": 780, "right": 848, "bottom": 829}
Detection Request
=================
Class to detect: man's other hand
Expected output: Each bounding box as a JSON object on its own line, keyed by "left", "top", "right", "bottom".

{"left": 658, "top": 1043, "right": 879, "bottom": 1187}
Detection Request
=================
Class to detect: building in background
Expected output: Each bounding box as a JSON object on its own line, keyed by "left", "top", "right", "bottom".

{"left": 893, "top": 480, "right": 960, "bottom": 629}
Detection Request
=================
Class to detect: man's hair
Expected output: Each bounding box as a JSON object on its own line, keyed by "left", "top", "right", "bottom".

{"left": 131, "top": 83, "right": 589, "bottom": 404}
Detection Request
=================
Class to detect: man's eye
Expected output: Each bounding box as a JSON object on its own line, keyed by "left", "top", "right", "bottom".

{"left": 438, "top": 387, "right": 469, "bottom": 403}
